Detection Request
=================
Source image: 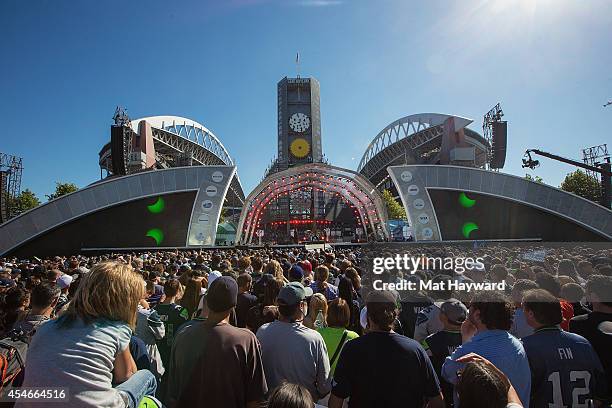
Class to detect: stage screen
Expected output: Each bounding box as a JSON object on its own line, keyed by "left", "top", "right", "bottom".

{"left": 427, "top": 189, "right": 606, "bottom": 242}
{"left": 10, "top": 191, "right": 197, "bottom": 257}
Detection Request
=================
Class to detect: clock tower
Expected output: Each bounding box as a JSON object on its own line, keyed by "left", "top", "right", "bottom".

{"left": 277, "top": 77, "right": 322, "bottom": 168}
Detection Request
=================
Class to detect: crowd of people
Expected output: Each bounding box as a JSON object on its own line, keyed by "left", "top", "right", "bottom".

{"left": 0, "top": 242, "right": 610, "bottom": 407}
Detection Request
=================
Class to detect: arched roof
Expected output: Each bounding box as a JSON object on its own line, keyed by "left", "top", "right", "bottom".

{"left": 357, "top": 113, "right": 476, "bottom": 173}
{"left": 131, "top": 115, "right": 234, "bottom": 166}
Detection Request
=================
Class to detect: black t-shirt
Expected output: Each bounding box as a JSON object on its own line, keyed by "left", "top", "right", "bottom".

{"left": 332, "top": 331, "right": 441, "bottom": 408}
{"left": 398, "top": 294, "right": 434, "bottom": 339}
{"left": 422, "top": 330, "right": 463, "bottom": 408}
{"left": 245, "top": 303, "right": 278, "bottom": 333}
{"left": 569, "top": 311, "right": 612, "bottom": 396}
{"left": 571, "top": 302, "right": 591, "bottom": 317}
{"left": 236, "top": 292, "right": 258, "bottom": 328}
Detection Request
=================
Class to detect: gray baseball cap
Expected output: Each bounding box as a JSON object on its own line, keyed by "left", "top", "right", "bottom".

{"left": 277, "top": 282, "right": 313, "bottom": 306}
{"left": 437, "top": 298, "right": 468, "bottom": 325}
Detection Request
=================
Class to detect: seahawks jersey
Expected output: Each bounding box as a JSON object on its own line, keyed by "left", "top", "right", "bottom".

{"left": 522, "top": 327, "right": 607, "bottom": 407}
{"left": 414, "top": 303, "right": 443, "bottom": 343}
{"left": 399, "top": 293, "right": 433, "bottom": 339}
{"left": 155, "top": 302, "right": 189, "bottom": 368}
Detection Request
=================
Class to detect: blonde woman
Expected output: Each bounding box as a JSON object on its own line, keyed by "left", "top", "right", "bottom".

{"left": 264, "top": 260, "right": 289, "bottom": 284}
{"left": 310, "top": 265, "right": 338, "bottom": 301}
{"left": 16, "top": 262, "right": 157, "bottom": 408}
{"left": 303, "top": 293, "right": 328, "bottom": 329}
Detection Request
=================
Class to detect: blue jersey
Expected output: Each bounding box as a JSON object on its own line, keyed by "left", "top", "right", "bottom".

{"left": 522, "top": 327, "right": 607, "bottom": 407}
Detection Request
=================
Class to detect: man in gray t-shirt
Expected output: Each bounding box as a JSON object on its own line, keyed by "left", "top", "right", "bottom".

{"left": 256, "top": 282, "right": 332, "bottom": 400}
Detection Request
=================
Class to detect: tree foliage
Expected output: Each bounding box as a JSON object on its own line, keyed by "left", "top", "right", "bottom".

{"left": 8, "top": 189, "right": 41, "bottom": 216}
{"left": 560, "top": 170, "right": 601, "bottom": 203}
{"left": 46, "top": 182, "right": 78, "bottom": 201}
{"left": 382, "top": 189, "right": 406, "bottom": 220}
{"left": 525, "top": 174, "right": 544, "bottom": 183}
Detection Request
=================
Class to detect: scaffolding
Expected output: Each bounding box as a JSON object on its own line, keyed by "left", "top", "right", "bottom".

{"left": 482, "top": 102, "right": 504, "bottom": 170}
{"left": 582, "top": 144, "right": 609, "bottom": 180}
{"left": 0, "top": 153, "right": 24, "bottom": 218}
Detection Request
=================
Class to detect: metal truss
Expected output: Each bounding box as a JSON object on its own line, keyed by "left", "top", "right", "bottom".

{"left": 358, "top": 113, "right": 473, "bottom": 173}
{"left": 151, "top": 128, "right": 228, "bottom": 166}
{"left": 482, "top": 103, "right": 504, "bottom": 169}
{"left": 156, "top": 121, "right": 234, "bottom": 166}
{"left": 582, "top": 144, "right": 609, "bottom": 180}
{"left": 150, "top": 128, "right": 245, "bottom": 204}
{"left": 359, "top": 124, "right": 444, "bottom": 181}
{"left": 0, "top": 153, "right": 24, "bottom": 219}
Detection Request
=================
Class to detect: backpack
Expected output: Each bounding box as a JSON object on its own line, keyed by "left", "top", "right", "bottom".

{"left": 0, "top": 328, "right": 30, "bottom": 392}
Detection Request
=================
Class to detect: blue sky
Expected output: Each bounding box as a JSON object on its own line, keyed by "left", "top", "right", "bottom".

{"left": 1, "top": 0, "right": 611, "bottom": 200}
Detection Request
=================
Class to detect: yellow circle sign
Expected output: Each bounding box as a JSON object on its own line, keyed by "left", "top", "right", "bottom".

{"left": 290, "top": 138, "right": 310, "bottom": 159}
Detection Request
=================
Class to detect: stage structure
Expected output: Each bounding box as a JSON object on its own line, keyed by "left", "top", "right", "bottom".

{"left": 483, "top": 103, "right": 508, "bottom": 169}
{"left": 0, "top": 166, "right": 236, "bottom": 257}
{"left": 388, "top": 165, "right": 612, "bottom": 242}
{"left": 357, "top": 113, "right": 490, "bottom": 193}
{"left": 236, "top": 163, "right": 388, "bottom": 245}
{"left": 0, "top": 153, "right": 23, "bottom": 223}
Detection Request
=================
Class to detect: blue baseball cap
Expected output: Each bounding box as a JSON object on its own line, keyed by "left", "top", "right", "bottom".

{"left": 288, "top": 265, "right": 305, "bottom": 281}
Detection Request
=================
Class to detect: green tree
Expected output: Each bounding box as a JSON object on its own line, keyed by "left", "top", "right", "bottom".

{"left": 218, "top": 208, "right": 228, "bottom": 224}
{"left": 9, "top": 189, "right": 41, "bottom": 216}
{"left": 525, "top": 174, "right": 544, "bottom": 183}
{"left": 46, "top": 182, "right": 78, "bottom": 201}
{"left": 382, "top": 189, "right": 406, "bottom": 220}
{"left": 560, "top": 170, "right": 601, "bottom": 203}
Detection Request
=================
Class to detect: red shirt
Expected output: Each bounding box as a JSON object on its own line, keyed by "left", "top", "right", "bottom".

{"left": 559, "top": 299, "right": 574, "bottom": 331}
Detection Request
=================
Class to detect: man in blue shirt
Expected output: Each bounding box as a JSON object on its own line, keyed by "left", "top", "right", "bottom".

{"left": 441, "top": 291, "right": 531, "bottom": 407}
{"left": 522, "top": 289, "right": 608, "bottom": 407}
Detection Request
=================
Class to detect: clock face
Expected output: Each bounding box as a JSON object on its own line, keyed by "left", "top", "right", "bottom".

{"left": 289, "top": 112, "right": 311, "bottom": 133}
{"left": 290, "top": 138, "right": 310, "bottom": 159}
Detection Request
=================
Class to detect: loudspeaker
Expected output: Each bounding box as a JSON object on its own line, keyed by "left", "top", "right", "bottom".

{"left": 600, "top": 161, "right": 611, "bottom": 209}
{"left": 0, "top": 171, "right": 8, "bottom": 224}
{"left": 111, "top": 125, "right": 131, "bottom": 175}
{"left": 490, "top": 121, "right": 507, "bottom": 169}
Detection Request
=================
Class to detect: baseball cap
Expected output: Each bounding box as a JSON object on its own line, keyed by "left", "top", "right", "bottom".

{"left": 436, "top": 298, "right": 468, "bottom": 325}
{"left": 298, "top": 260, "right": 312, "bottom": 274}
{"left": 365, "top": 289, "right": 397, "bottom": 305}
{"left": 360, "top": 306, "right": 368, "bottom": 329}
{"left": 208, "top": 270, "right": 222, "bottom": 287}
{"left": 288, "top": 265, "right": 305, "bottom": 282}
{"left": 277, "top": 282, "right": 313, "bottom": 306}
{"left": 57, "top": 274, "right": 73, "bottom": 290}
{"left": 206, "top": 276, "right": 238, "bottom": 312}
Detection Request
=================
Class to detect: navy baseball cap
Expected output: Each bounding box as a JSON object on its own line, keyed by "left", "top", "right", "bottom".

{"left": 206, "top": 276, "right": 238, "bottom": 312}
{"left": 288, "top": 265, "right": 305, "bottom": 281}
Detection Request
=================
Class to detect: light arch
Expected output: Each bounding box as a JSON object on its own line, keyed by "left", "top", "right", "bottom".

{"left": 236, "top": 163, "right": 389, "bottom": 244}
